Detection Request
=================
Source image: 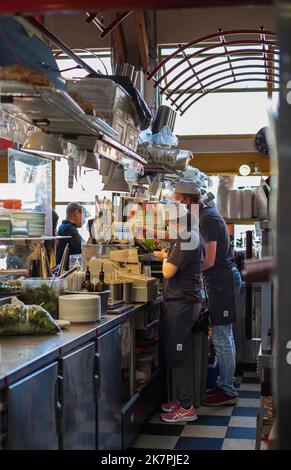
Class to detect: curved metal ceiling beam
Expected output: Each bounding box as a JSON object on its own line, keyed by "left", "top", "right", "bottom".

{"left": 180, "top": 76, "right": 280, "bottom": 115}
{"left": 161, "top": 48, "right": 279, "bottom": 96}
{"left": 171, "top": 63, "right": 280, "bottom": 107}
{"left": 178, "top": 70, "right": 279, "bottom": 111}
{"left": 153, "top": 39, "right": 278, "bottom": 88}
{"left": 147, "top": 29, "right": 277, "bottom": 81}
{"left": 166, "top": 55, "right": 280, "bottom": 101}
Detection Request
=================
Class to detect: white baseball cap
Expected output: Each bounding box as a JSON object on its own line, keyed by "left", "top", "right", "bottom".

{"left": 160, "top": 202, "right": 188, "bottom": 222}
{"left": 175, "top": 180, "right": 201, "bottom": 195}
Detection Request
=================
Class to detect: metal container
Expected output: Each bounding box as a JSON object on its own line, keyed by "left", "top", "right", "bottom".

{"left": 152, "top": 105, "right": 176, "bottom": 134}
{"left": 114, "top": 62, "right": 138, "bottom": 85}
{"left": 109, "top": 282, "right": 124, "bottom": 302}
{"left": 123, "top": 282, "right": 133, "bottom": 304}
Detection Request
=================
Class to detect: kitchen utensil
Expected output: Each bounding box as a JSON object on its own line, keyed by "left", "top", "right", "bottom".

{"left": 152, "top": 105, "right": 176, "bottom": 134}
{"left": 58, "top": 266, "right": 78, "bottom": 280}
{"left": 114, "top": 62, "right": 136, "bottom": 83}
{"left": 59, "top": 294, "right": 101, "bottom": 323}
{"left": 58, "top": 243, "right": 69, "bottom": 277}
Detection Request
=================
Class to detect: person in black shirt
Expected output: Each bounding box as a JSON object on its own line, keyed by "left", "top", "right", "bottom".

{"left": 154, "top": 203, "right": 204, "bottom": 423}
{"left": 175, "top": 180, "right": 238, "bottom": 406}
{"left": 56, "top": 202, "right": 84, "bottom": 270}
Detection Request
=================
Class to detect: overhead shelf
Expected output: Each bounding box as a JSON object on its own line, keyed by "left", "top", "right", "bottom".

{"left": 0, "top": 80, "right": 146, "bottom": 167}
{"left": 0, "top": 236, "right": 71, "bottom": 245}
{"left": 0, "top": 80, "right": 116, "bottom": 139}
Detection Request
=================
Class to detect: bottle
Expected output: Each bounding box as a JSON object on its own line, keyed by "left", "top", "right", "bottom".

{"left": 83, "top": 266, "right": 94, "bottom": 292}
{"left": 95, "top": 263, "right": 108, "bottom": 292}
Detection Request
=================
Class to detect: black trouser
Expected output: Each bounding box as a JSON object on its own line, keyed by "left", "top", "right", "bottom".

{"left": 168, "top": 304, "right": 201, "bottom": 408}
{"left": 172, "top": 361, "right": 193, "bottom": 409}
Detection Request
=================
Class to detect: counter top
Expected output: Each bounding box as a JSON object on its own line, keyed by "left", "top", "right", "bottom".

{"left": 0, "top": 297, "right": 163, "bottom": 388}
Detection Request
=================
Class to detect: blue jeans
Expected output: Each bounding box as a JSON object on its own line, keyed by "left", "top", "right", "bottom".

{"left": 232, "top": 266, "right": 242, "bottom": 296}
{"left": 212, "top": 324, "right": 237, "bottom": 397}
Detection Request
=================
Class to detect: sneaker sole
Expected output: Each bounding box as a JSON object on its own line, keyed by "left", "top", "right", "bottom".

{"left": 201, "top": 398, "right": 237, "bottom": 407}
{"left": 161, "top": 414, "right": 198, "bottom": 423}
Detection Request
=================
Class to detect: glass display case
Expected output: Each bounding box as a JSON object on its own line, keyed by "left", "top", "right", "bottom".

{"left": 8, "top": 148, "right": 52, "bottom": 235}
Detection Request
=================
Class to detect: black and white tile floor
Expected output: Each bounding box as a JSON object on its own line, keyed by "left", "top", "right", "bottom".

{"left": 130, "top": 371, "right": 262, "bottom": 451}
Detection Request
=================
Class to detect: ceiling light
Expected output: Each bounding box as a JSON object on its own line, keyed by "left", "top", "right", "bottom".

{"left": 22, "top": 129, "right": 63, "bottom": 160}
{"left": 239, "top": 162, "right": 261, "bottom": 176}
{"left": 239, "top": 164, "right": 251, "bottom": 176}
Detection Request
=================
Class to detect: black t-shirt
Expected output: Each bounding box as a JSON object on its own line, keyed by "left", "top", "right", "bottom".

{"left": 163, "top": 232, "right": 204, "bottom": 303}
{"left": 56, "top": 220, "right": 81, "bottom": 267}
{"left": 199, "top": 205, "right": 233, "bottom": 279}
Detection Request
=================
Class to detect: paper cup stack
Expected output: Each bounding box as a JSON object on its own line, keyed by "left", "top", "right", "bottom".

{"left": 58, "top": 294, "right": 101, "bottom": 323}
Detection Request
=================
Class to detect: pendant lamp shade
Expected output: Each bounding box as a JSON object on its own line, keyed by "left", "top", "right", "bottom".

{"left": 103, "top": 164, "right": 130, "bottom": 193}
{"left": 22, "top": 129, "right": 63, "bottom": 160}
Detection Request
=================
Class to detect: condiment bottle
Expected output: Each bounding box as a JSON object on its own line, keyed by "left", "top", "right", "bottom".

{"left": 95, "top": 263, "right": 108, "bottom": 292}
{"left": 84, "top": 266, "right": 94, "bottom": 292}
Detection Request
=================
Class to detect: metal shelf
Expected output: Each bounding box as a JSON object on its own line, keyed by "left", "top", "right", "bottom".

{"left": 0, "top": 80, "right": 146, "bottom": 167}
{"left": 0, "top": 235, "right": 71, "bottom": 245}
{"left": 0, "top": 80, "right": 116, "bottom": 140}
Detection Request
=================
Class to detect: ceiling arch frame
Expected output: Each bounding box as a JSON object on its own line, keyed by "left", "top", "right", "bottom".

{"left": 148, "top": 28, "right": 278, "bottom": 115}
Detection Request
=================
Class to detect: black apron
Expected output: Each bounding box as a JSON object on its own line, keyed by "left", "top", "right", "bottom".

{"left": 203, "top": 267, "right": 236, "bottom": 326}
{"left": 161, "top": 300, "right": 200, "bottom": 365}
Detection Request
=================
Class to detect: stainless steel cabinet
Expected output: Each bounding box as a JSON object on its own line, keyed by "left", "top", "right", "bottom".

{"left": 5, "top": 363, "right": 59, "bottom": 450}
{"left": 60, "top": 342, "right": 96, "bottom": 450}
{"left": 97, "top": 326, "right": 121, "bottom": 450}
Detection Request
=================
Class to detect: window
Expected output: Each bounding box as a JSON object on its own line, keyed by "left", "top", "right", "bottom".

{"left": 55, "top": 49, "right": 112, "bottom": 79}
{"left": 158, "top": 46, "right": 279, "bottom": 135}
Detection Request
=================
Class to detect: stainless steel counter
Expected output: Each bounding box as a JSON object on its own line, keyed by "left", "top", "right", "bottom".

{"left": 0, "top": 298, "right": 162, "bottom": 388}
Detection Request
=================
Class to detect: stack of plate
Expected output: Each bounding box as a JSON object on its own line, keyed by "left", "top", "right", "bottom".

{"left": 58, "top": 294, "right": 101, "bottom": 323}
{"left": 10, "top": 210, "right": 45, "bottom": 237}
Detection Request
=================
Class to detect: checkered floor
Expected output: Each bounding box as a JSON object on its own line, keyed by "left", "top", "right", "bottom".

{"left": 131, "top": 371, "right": 261, "bottom": 450}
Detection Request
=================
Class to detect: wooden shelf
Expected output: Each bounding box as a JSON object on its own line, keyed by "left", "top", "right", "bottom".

{"left": 224, "top": 219, "right": 258, "bottom": 225}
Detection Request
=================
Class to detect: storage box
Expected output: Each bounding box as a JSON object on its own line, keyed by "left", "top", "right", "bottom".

{"left": 132, "top": 285, "right": 158, "bottom": 303}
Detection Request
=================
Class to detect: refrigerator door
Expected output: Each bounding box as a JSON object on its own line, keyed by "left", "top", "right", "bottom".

{"left": 60, "top": 341, "right": 96, "bottom": 450}
{"left": 97, "top": 326, "right": 121, "bottom": 450}
{"left": 6, "top": 362, "right": 59, "bottom": 450}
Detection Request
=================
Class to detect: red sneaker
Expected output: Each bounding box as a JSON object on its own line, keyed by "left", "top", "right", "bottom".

{"left": 200, "top": 388, "right": 237, "bottom": 406}
{"left": 160, "top": 406, "right": 198, "bottom": 423}
{"left": 161, "top": 399, "right": 180, "bottom": 413}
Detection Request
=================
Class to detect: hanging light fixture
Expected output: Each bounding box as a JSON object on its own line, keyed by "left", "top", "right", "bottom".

{"left": 22, "top": 129, "right": 63, "bottom": 160}
{"left": 103, "top": 164, "right": 130, "bottom": 193}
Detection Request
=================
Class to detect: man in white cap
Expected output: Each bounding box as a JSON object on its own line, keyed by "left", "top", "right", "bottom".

{"left": 175, "top": 180, "right": 238, "bottom": 406}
